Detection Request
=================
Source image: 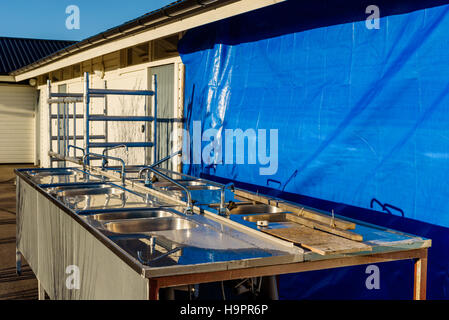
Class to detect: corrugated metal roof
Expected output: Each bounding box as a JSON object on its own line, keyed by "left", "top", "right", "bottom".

{"left": 0, "top": 37, "right": 76, "bottom": 75}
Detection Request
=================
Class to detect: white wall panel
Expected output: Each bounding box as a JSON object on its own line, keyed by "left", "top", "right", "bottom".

{"left": 0, "top": 84, "right": 36, "bottom": 163}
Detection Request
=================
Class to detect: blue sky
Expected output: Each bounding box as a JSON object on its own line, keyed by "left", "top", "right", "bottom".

{"left": 0, "top": 1, "right": 174, "bottom": 41}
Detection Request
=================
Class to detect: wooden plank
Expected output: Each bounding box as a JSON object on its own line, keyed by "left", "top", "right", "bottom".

{"left": 234, "top": 189, "right": 356, "bottom": 230}
{"left": 413, "top": 249, "right": 428, "bottom": 300}
{"left": 285, "top": 214, "right": 363, "bottom": 242}
{"left": 262, "top": 226, "right": 371, "bottom": 255}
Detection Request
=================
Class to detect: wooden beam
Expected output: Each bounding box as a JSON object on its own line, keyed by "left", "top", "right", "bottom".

{"left": 413, "top": 248, "right": 428, "bottom": 300}
{"left": 148, "top": 279, "right": 160, "bottom": 300}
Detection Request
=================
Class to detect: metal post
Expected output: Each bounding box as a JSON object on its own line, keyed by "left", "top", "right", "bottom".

{"left": 84, "top": 72, "right": 90, "bottom": 165}
{"left": 63, "top": 103, "right": 67, "bottom": 159}
{"left": 152, "top": 74, "right": 158, "bottom": 164}
{"left": 57, "top": 99, "right": 60, "bottom": 156}
{"left": 104, "top": 80, "right": 108, "bottom": 156}
{"left": 66, "top": 102, "right": 69, "bottom": 166}
{"left": 73, "top": 103, "right": 77, "bottom": 158}
{"left": 47, "top": 80, "right": 52, "bottom": 167}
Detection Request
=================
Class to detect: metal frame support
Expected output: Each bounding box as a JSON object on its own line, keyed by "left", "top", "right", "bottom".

{"left": 47, "top": 71, "right": 158, "bottom": 168}
{"left": 47, "top": 79, "right": 52, "bottom": 167}
{"left": 84, "top": 72, "right": 90, "bottom": 164}
{"left": 152, "top": 74, "right": 158, "bottom": 164}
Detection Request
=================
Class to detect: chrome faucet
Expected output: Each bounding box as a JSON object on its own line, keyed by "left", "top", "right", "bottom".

{"left": 102, "top": 145, "right": 128, "bottom": 168}
{"left": 139, "top": 166, "right": 193, "bottom": 215}
{"left": 219, "top": 183, "right": 235, "bottom": 216}
{"left": 67, "top": 145, "right": 85, "bottom": 157}
{"left": 83, "top": 152, "right": 127, "bottom": 185}
{"left": 141, "top": 150, "right": 182, "bottom": 184}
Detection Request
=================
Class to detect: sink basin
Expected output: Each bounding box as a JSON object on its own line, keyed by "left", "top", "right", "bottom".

{"left": 85, "top": 209, "right": 174, "bottom": 221}
{"left": 103, "top": 217, "right": 199, "bottom": 234}
{"left": 153, "top": 180, "right": 219, "bottom": 191}
{"left": 48, "top": 184, "right": 124, "bottom": 197}
{"left": 210, "top": 203, "right": 286, "bottom": 215}
{"left": 29, "top": 169, "right": 77, "bottom": 177}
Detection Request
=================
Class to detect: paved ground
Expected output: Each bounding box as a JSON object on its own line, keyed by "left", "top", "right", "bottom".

{"left": 0, "top": 164, "right": 38, "bottom": 300}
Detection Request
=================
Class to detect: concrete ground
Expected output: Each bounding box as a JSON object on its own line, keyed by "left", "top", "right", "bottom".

{"left": 0, "top": 164, "right": 38, "bottom": 300}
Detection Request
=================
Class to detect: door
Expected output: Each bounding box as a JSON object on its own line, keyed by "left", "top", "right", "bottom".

{"left": 147, "top": 64, "right": 175, "bottom": 170}
{"left": 0, "top": 84, "right": 36, "bottom": 163}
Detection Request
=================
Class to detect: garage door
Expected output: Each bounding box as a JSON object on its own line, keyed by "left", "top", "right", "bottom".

{"left": 0, "top": 84, "right": 36, "bottom": 163}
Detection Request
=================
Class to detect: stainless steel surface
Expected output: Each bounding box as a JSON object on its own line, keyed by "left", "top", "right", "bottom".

{"left": 85, "top": 209, "right": 174, "bottom": 221}
{"left": 18, "top": 166, "right": 304, "bottom": 278}
{"left": 25, "top": 168, "right": 105, "bottom": 184}
{"left": 153, "top": 180, "right": 219, "bottom": 191}
{"left": 41, "top": 181, "right": 156, "bottom": 211}
{"left": 28, "top": 168, "right": 76, "bottom": 177}
{"left": 104, "top": 217, "right": 199, "bottom": 234}
{"left": 48, "top": 184, "right": 124, "bottom": 197}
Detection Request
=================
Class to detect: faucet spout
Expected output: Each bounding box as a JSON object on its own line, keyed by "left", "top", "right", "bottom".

{"left": 102, "top": 145, "right": 128, "bottom": 167}
{"left": 219, "top": 183, "right": 235, "bottom": 216}
{"left": 139, "top": 166, "right": 194, "bottom": 215}
{"left": 83, "top": 152, "right": 126, "bottom": 185}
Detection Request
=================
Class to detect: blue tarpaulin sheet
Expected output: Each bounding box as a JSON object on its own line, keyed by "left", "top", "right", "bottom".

{"left": 178, "top": 0, "right": 449, "bottom": 299}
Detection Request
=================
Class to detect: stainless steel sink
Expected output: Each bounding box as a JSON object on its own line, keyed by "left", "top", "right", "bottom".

{"left": 86, "top": 209, "right": 174, "bottom": 221}
{"left": 48, "top": 184, "right": 124, "bottom": 197}
{"left": 209, "top": 203, "right": 286, "bottom": 215}
{"left": 103, "top": 217, "right": 199, "bottom": 234}
{"left": 153, "top": 180, "right": 219, "bottom": 191}
{"left": 29, "top": 169, "right": 77, "bottom": 177}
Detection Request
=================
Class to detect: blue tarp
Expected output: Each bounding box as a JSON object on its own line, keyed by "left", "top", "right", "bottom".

{"left": 178, "top": 0, "right": 449, "bottom": 299}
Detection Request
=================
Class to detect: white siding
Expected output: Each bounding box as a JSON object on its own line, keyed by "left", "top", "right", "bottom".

{"left": 0, "top": 84, "right": 36, "bottom": 163}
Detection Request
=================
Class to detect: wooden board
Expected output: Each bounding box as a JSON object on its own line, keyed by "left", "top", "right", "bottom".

{"left": 262, "top": 226, "right": 371, "bottom": 256}
{"left": 285, "top": 214, "right": 363, "bottom": 242}
{"left": 234, "top": 189, "right": 356, "bottom": 230}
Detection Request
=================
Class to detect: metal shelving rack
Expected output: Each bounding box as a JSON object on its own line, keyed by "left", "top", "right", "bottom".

{"left": 47, "top": 72, "right": 158, "bottom": 167}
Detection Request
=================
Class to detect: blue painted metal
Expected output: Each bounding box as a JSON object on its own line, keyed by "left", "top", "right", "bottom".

{"left": 88, "top": 115, "right": 155, "bottom": 122}
{"left": 88, "top": 142, "right": 154, "bottom": 148}
{"left": 89, "top": 89, "right": 155, "bottom": 96}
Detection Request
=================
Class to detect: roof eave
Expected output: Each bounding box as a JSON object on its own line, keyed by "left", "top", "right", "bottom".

{"left": 11, "top": 0, "right": 236, "bottom": 76}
